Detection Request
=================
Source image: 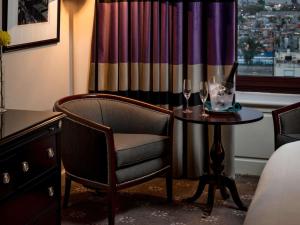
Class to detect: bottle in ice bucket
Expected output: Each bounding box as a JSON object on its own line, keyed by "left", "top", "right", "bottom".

{"left": 225, "top": 62, "right": 238, "bottom": 105}
{"left": 208, "top": 64, "right": 236, "bottom": 112}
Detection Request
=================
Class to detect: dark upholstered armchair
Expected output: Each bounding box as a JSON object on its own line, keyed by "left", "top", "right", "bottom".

{"left": 272, "top": 102, "right": 300, "bottom": 150}
{"left": 54, "top": 94, "right": 173, "bottom": 225}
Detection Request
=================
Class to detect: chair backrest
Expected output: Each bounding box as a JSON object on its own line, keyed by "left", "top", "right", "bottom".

{"left": 56, "top": 94, "right": 171, "bottom": 135}
{"left": 273, "top": 102, "right": 300, "bottom": 135}
{"left": 59, "top": 98, "right": 104, "bottom": 124}
{"left": 99, "top": 98, "right": 169, "bottom": 134}
{"left": 272, "top": 102, "right": 300, "bottom": 149}
{"left": 279, "top": 107, "right": 300, "bottom": 134}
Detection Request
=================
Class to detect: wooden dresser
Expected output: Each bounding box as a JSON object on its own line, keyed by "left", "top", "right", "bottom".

{"left": 0, "top": 110, "right": 64, "bottom": 225}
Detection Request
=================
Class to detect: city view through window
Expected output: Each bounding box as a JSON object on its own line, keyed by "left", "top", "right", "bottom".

{"left": 238, "top": 0, "right": 300, "bottom": 78}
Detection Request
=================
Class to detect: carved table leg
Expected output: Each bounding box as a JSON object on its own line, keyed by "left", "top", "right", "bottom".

{"left": 220, "top": 186, "right": 230, "bottom": 200}
{"left": 206, "top": 183, "right": 217, "bottom": 212}
{"left": 186, "top": 175, "right": 210, "bottom": 203}
{"left": 210, "top": 125, "right": 225, "bottom": 176}
{"left": 187, "top": 124, "right": 246, "bottom": 212}
{"left": 224, "top": 177, "right": 247, "bottom": 210}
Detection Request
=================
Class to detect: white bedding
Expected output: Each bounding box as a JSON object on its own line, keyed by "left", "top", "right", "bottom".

{"left": 244, "top": 141, "right": 300, "bottom": 225}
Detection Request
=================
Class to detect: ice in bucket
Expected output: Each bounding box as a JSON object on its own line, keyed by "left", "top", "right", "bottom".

{"left": 208, "top": 81, "right": 234, "bottom": 112}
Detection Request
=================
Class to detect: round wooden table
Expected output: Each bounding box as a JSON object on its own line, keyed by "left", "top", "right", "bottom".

{"left": 173, "top": 106, "right": 263, "bottom": 213}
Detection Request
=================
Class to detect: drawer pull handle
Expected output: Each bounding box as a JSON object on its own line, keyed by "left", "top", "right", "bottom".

{"left": 47, "top": 148, "right": 55, "bottom": 158}
{"left": 2, "top": 173, "right": 10, "bottom": 184}
{"left": 22, "top": 161, "right": 30, "bottom": 173}
{"left": 48, "top": 186, "right": 54, "bottom": 197}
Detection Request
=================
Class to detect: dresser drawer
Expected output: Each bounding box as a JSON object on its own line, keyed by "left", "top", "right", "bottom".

{"left": 0, "top": 110, "right": 63, "bottom": 225}
{"left": 0, "top": 134, "right": 58, "bottom": 200}
{"left": 0, "top": 172, "right": 60, "bottom": 225}
{"left": 19, "top": 133, "right": 57, "bottom": 182}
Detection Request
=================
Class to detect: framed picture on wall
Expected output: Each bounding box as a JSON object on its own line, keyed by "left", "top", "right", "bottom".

{"left": 2, "top": 0, "right": 60, "bottom": 52}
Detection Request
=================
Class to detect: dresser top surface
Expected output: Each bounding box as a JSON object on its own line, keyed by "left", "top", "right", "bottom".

{"left": 0, "top": 109, "right": 64, "bottom": 145}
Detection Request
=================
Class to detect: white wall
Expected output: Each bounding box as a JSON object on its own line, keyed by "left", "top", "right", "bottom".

{"left": 0, "top": 0, "right": 94, "bottom": 111}
{"left": 64, "top": 0, "right": 94, "bottom": 95}
{"left": 234, "top": 92, "right": 300, "bottom": 176}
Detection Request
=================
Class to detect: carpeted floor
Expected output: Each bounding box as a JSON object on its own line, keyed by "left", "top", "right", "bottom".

{"left": 61, "top": 175, "right": 259, "bottom": 225}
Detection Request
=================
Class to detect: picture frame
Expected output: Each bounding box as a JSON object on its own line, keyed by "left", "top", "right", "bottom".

{"left": 2, "top": 0, "right": 60, "bottom": 52}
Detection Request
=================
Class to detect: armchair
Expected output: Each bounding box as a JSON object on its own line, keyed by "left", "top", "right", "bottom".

{"left": 272, "top": 102, "right": 300, "bottom": 150}
{"left": 54, "top": 94, "right": 173, "bottom": 225}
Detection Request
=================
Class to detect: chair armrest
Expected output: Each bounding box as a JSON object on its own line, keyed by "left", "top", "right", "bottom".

{"left": 60, "top": 114, "right": 115, "bottom": 185}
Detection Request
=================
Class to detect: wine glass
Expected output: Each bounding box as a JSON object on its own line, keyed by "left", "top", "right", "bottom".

{"left": 199, "top": 81, "right": 209, "bottom": 117}
{"left": 183, "top": 79, "right": 192, "bottom": 113}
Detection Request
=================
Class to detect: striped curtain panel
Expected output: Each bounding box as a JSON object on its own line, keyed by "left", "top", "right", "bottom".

{"left": 89, "top": 0, "right": 236, "bottom": 178}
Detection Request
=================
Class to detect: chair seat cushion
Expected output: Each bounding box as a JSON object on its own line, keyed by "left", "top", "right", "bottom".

{"left": 116, "top": 158, "right": 165, "bottom": 183}
{"left": 114, "top": 133, "right": 169, "bottom": 168}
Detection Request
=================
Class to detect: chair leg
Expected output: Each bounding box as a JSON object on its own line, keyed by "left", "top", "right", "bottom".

{"left": 166, "top": 169, "right": 173, "bottom": 203}
{"left": 108, "top": 190, "right": 117, "bottom": 225}
{"left": 63, "top": 174, "right": 72, "bottom": 208}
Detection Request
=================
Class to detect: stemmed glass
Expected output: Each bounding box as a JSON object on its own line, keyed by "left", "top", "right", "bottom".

{"left": 183, "top": 79, "right": 192, "bottom": 113}
{"left": 199, "top": 81, "right": 209, "bottom": 117}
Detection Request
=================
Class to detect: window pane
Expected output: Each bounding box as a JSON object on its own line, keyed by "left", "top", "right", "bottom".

{"left": 238, "top": 0, "right": 300, "bottom": 78}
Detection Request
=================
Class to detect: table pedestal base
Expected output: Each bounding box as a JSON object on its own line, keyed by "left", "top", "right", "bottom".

{"left": 186, "top": 174, "right": 247, "bottom": 213}
{"left": 187, "top": 124, "right": 247, "bottom": 214}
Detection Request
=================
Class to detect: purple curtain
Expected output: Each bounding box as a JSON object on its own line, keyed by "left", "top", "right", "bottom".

{"left": 90, "top": 0, "right": 235, "bottom": 106}
{"left": 89, "top": 0, "right": 236, "bottom": 177}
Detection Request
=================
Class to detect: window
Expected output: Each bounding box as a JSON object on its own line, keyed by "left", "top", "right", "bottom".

{"left": 237, "top": 0, "right": 300, "bottom": 93}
